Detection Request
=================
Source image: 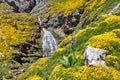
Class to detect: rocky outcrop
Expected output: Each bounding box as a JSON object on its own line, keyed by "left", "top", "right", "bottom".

{"left": 40, "top": 8, "right": 85, "bottom": 34}
{"left": 4, "top": 0, "right": 36, "bottom": 12}
{"left": 84, "top": 46, "right": 106, "bottom": 66}
{"left": 30, "top": 0, "right": 85, "bottom": 35}
{"left": 3, "top": 0, "right": 51, "bottom": 13}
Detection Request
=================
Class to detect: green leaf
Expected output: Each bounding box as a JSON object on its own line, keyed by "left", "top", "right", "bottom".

{"left": 68, "top": 55, "right": 74, "bottom": 66}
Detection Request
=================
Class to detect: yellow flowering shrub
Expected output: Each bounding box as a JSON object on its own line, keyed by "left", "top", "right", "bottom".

{"left": 98, "top": 0, "right": 106, "bottom": 7}
{"left": 85, "top": 0, "right": 106, "bottom": 11}
{"left": 45, "top": 0, "right": 84, "bottom": 16}
{"left": 26, "top": 75, "right": 43, "bottom": 80}
{"left": 18, "top": 58, "right": 48, "bottom": 79}
{"left": 0, "top": 34, "right": 11, "bottom": 60}
{"left": 86, "top": 0, "right": 97, "bottom": 11}
{"left": 58, "top": 36, "right": 72, "bottom": 47}
{"left": 75, "top": 27, "right": 96, "bottom": 38}
{"left": 0, "top": 24, "right": 29, "bottom": 45}
{"left": 86, "top": 29, "right": 120, "bottom": 51}
{"left": 97, "top": 0, "right": 106, "bottom": 10}
{"left": 50, "top": 65, "right": 120, "bottom": 80}
{"left": 105, "top": 55, "right": 119, "bottom": 66}
{"left": 0, "top": 3, "right": 11, "bottom": 12}
{"left": 74, "top": 29, "right": 84, "bottom": 38}
{"left": 29, "top": 57, "right": 48, "bottom": 69}
{"left": 105, "top": 15, "right": 120, "bottom": 23}
{"left": 0, "top": 56, "right": 2, "bottom": 60}
{"left": 55, "top": 48, "right": 65, "bottom": 53}
{"left": 0, "top": 3, "right": 38, "bottom": 60}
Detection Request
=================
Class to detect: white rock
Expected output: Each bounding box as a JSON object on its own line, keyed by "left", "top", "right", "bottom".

{"left": 84, "top": 46, "right": 106, "bottom": 66}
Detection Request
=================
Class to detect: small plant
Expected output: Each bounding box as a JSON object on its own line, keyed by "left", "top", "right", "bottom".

{"left": 60, "top": 54, "right": 76, "bottom": 68}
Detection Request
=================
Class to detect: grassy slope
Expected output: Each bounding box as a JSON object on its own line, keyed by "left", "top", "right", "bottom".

{"left": 17, "top": 0, "right": 120, "bottom": 80}
{"left": 0, "top": 3, "right": 38, "bottom": 79}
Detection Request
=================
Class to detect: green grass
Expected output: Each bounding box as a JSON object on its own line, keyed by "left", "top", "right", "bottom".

{"left": 16, "top": 0, "right": 120, "bottom": 80}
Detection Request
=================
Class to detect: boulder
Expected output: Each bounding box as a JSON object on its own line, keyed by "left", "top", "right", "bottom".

{"left": 5, "top": 0, "right": 36, "bottom": 13}
{"left": 84, "top": 46, "right": 106, "bottom": 66}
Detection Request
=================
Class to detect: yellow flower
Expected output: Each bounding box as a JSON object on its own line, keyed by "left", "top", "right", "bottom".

{"left": 73, "top": 72, "right": 81, "bottom": 78}
{"left": 86, "top": 29, "right": 120, "bottom": 51}
{"left": 105, "top": 15, "right": 120, "bottom": 23}
{"left": 29, "top": 58, "right": 48, "bottom": 69}
{"left": 55, "top": 48, "right": 64, "bottom": 52}
{"left": 86, "top": 0, "right": 97, "bottom": 10}
{"left": 58, "top": 36, "right": 72, "bottom": 47}
{"left": 50, "top": 65, "right": 120, "bottom": 80}
{"left": 26, "top": 75, "right": 43, "bottom": 80}
{"left": 45, "top": 0, "right": 84, "bottom": 16}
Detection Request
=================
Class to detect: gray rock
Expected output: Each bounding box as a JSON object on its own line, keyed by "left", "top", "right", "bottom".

{"left": 40, "top": 8, "right": 84, "bottom": 34}
{"left": 0, "top": 0, "right": 4, "bottom": 3}
{"left": 31, "top": 1, "right": 85, "bottom": 35}
{"left": 84, "top": 46, "right": 106, "bottom": 66}
{"left": 5, "top": 0, "right": 36, "bottom": 13}
{"left": 30, "top": 0, "right": 52, "bottom": 14}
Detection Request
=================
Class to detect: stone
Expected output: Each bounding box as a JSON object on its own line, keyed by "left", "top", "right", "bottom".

{"left": 40, "top": 8, "right": 82, "bottom": 33}
{"left": 84, "top": 46, "right": 106, "bottom": 66}
{"left": 5, "top": 0, "right": 36, "bottom": 13}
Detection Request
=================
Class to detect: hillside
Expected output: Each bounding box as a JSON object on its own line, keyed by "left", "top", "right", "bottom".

{"left": 0, "top": 0, "right": 120, "bottom": 80}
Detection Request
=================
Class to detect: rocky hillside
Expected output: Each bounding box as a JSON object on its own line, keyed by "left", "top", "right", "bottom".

{"left": 0, "top": 0, "right": 120, "bottom": 80}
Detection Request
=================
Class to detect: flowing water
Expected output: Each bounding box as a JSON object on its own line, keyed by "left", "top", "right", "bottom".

{"left": 42, "top": 28, "right": 57, "bottom": 57}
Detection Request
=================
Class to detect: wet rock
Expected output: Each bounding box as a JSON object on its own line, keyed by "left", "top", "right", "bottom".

{"left": 84, "top": 46, "right": 106, "bottom": 66}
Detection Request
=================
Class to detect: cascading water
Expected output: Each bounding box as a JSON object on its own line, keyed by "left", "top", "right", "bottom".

{"left": 42, "top": 28, "right": 57, "bottom": 57}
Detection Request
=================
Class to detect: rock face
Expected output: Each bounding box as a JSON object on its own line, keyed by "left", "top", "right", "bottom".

{"left": 3, "top": 0, "right": 51, "bottom": 13}
{"left": 84, "top": 46, "right": 106, "bottom": 66}
{"left": 41, "top": 8, "right": 85, "bottom": 34}
{"left": 31, "top": 0, "right": 85, "bottom": 35}
{"left": 5, "top": 0, "right": 36, "bottom": 12}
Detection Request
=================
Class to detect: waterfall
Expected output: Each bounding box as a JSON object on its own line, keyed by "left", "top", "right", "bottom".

{"left": 42, "top": 28, "right": 57, "bottom": 57}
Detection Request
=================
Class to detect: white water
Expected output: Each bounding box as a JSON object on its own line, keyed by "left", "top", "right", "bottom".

{"left": 42, "top": 28, "right": 57, "bottom": 57}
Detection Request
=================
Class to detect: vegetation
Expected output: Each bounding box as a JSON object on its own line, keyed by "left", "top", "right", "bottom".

{"left": 0, "top": 0, "right": 120, "bottom": 80}
{"left": 0, "top": 2, "right": 38, "bottom": 59}
{"left": 17, "top": 0, "right": 120, "bottom": 80}
{"left": 0, "top": 2, "right": 39, "bottom": 79}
